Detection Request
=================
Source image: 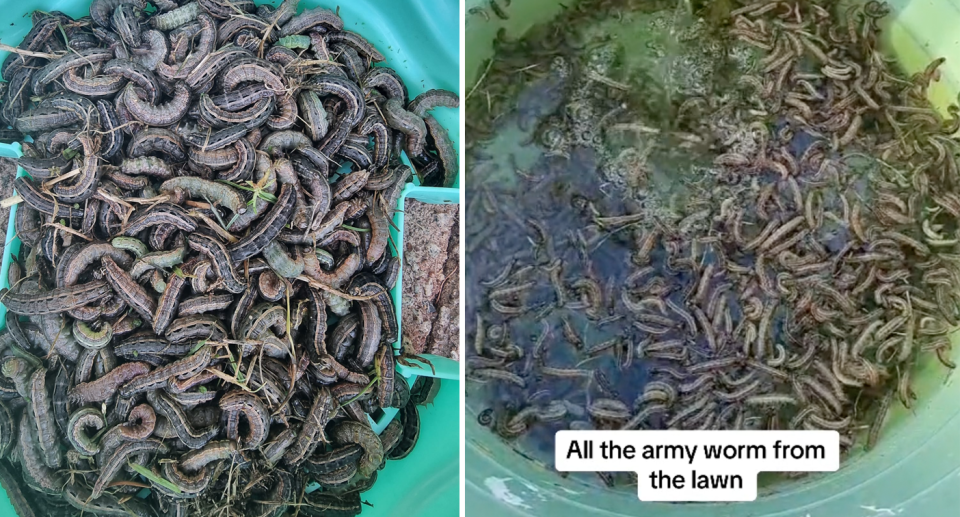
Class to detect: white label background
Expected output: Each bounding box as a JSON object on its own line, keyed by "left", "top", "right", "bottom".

{"left": 554, "top": 430, "right": 840, "bottom": 501}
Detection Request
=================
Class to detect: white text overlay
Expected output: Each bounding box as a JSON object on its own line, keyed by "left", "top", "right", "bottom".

{"left": 555, "top": 430, "right": 840, "bottom": 501}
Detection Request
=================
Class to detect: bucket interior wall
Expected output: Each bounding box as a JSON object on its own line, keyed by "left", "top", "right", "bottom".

{"left": 465, "top": 0, "right": 960, "bottom": 515}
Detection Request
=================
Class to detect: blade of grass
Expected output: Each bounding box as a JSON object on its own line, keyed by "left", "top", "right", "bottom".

{"left": 257, "top": 191, "right": 278, "bottom": 203}
{"left": 128, "top": 462, "right": 182, "bottom": 494}
{"left": 218, "top": 180, "right": 256, "bottom": 192}
{"left": 189, "top": 340, "right": 207, "bottom": 355}
{"left": 0, "top": 194, "right": 23, "bottom": 208}
{"left": 340, "top": 375, "right": 379, "bottom": 407}
{"left": 206, "top": 367, "right": 254, "bottom": 392}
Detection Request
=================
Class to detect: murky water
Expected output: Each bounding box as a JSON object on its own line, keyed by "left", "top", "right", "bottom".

{"left": 465, "top": 9, "right": 733, "bottom": 482}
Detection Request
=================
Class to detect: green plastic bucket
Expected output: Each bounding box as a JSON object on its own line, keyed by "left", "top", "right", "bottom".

{"left": 465, "top": 0, "right": 960, "bottom": 515}
{"left": 0, "top": 0, "right": 461, "bottom": 515}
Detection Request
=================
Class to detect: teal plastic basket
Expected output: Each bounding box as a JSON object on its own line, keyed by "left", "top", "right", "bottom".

{"left": 0, "top": 0, "right": 461, "bottom": 515}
